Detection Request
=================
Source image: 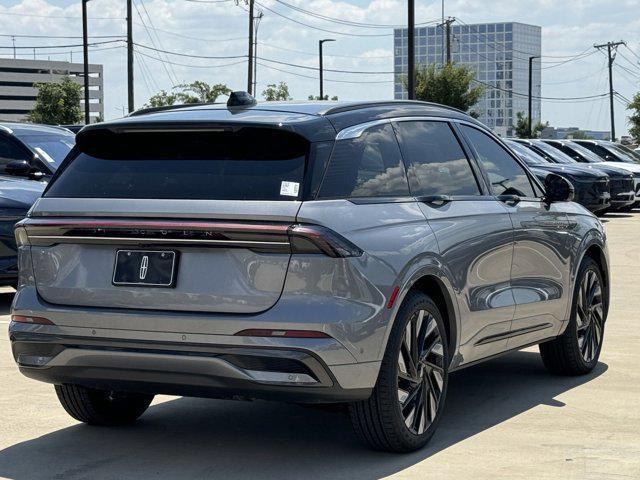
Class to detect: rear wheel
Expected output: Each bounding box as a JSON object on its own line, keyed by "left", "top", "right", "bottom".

{"left": 55, "top": 384, "right": 153, "bottom": 425}
{"left": 349, "top": 291, "right": 448, "bottom": 452}
{"left": 539, "top": 257, "right": 606, "bottom": 375}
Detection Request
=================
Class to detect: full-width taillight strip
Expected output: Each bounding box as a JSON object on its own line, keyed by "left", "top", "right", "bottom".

{"left": 17, "top": 219, "right": 363, "bottom": 258}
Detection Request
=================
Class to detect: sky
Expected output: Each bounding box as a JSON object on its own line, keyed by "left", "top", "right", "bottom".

{"left": 0, "top": 0, "right": 639, "bottom": 135}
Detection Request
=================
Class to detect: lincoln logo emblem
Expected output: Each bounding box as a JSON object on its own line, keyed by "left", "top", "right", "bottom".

{"left": 139, "top": 255, "right": 149, "bottom": 280}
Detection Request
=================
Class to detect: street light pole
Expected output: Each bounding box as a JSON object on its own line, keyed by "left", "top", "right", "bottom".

{"left": 319, "top": 39, "right": 334, "bottom": 100}
{"left": 127, "top": 0, "right": 134, "bottom": 113}
{"left": 528, "top": 55, "right": 540, "bottom": 138}
{"left": 82, "top": 0, "right": 90, "bottom": 124}
{"left": 407, "top": 0, "right": 415, "bottom": 99}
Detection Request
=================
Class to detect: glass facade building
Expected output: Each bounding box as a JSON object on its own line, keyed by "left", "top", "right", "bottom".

{"left": 394, "top": 22, "right": 541, "bottom": 137}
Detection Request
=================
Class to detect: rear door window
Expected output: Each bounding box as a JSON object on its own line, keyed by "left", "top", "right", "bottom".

{"left": 317, "top": 123, "right": 410, "bottom": 198}
{"left": 460, "top": 125, "right": 536, "bottom": 198}
{"left": 394, "top": 120, "right": 481, "bottom": 196}
{"left": 46, "top": 128, "right": 308, "bottom": 201}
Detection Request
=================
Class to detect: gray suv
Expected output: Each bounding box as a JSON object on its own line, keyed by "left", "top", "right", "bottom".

{"left": 9, "top": 96, "right": 609, "bottom": 452}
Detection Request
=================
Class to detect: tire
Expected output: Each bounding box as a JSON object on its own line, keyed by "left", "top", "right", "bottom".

{"left": 539, "top": 257, "right": 606, "bottom": 375}
{"left": 349, "top": 290, "right": 449, "bottom": 452}
{"left": 55, "top": 384, "right": 154, "bottom": 425}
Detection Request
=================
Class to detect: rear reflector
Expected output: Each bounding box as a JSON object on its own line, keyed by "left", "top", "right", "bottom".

{"left": 235, "top": 329, "right": 331, "bottom": 339}
{"left": 11, "top": 315, "right": 55, "bottom": 325}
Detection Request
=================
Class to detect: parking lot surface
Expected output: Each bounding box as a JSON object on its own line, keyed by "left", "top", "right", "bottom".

{"left": 1, "top": 212, "right": 639, "bottom": 480}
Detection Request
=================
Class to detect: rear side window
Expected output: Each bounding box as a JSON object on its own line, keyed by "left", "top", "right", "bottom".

{"left": 394, "top": 121, "right": 481, "bottom": 196}
{"left": 317, "top": 123, "right": 410, "bottom": 199}
{"left": 461, "top": 125, "right": 536, "bottom": 198}
{"left": 46, "top": 128, "right": 308, "bottom": 201}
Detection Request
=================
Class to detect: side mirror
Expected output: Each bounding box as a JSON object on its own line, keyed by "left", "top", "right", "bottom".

{"left": 4, "top": 160, "right": 31, "bottom": 176}
{"left": 544, "top": 173, "right": 574, "bottom": 203}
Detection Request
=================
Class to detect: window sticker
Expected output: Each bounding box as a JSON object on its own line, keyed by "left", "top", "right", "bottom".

{"left": 280, "top": 181, "right": 300, "bottom": 197}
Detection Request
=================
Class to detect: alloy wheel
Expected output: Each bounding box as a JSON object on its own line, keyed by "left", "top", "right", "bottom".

{"left": 576, "top": 268, "right": 604, "bottom": 363}
{"left": 397, "top": 309, "right": 445, "bottom": 435}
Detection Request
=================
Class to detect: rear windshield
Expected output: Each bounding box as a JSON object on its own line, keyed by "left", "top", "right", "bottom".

{"left": 46, "top": 128, "right": 308, "bottom": 200}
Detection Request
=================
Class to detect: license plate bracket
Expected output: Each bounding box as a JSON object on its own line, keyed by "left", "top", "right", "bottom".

{"left": 112, "top": 250, "right": 178, "bottom": 287}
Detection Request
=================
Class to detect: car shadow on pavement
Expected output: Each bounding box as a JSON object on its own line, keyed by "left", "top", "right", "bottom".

{"left": 0, "top": 350, "right": 607, "bottom": 480}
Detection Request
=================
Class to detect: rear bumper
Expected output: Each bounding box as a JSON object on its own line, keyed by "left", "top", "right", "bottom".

{"left": 9, "top": 324, "right": 374, "bottom": 403}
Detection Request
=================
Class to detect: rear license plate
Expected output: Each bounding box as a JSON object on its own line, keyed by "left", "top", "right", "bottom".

{"left": 112, "top": 250, "right": 177, "bottom": 287}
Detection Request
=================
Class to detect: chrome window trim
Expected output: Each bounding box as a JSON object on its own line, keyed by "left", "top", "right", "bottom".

{"left": 334, "top": 116, "right": 453, "bottom": 141}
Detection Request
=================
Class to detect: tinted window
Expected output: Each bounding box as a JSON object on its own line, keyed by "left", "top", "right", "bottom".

{"left": 530, "top": 141, "right": 575, "bottom": 164}
{"left": 505, "top": 140, "right": 546, "bottom": 166}
{"left": 394, "top": 121, "right": 480, "bottom": 196}
{"left": 18, "top": 133, "right": 75, "bottom": 170}
{"left": 0, "top": 137, "right": 28, "bottom": 167}
{"left": 576, "top": 142, "right": 617, "bottom": 162}
{"left": 47, "top": 128, "right": 308, "bottom": 200}
{"left": 461, "top": 126, "right": 535, "bottom": 197}
{"left": 318, "top": 123, "right": 409, "bottom": 198}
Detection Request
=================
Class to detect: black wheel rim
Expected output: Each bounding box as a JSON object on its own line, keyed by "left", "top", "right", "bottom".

{"left": 397, "top": 309, "right": 445, "bottom": 435}
{"left": 576, "top": 268, "right": 604, "bottom": 363}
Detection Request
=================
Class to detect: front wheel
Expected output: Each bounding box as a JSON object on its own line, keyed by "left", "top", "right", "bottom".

{"left": 349, "top": 290, "right": 448, "bottom": 452}
{"left": 55, "top": 384, "right": 154, "bottom": 425}
{"left": 539, "top": 257, "right": 606, "bottom": 375}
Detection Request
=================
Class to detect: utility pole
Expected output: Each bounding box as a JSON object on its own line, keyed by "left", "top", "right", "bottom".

{"left": 528, "top": 55, "right": 540, "bottom": 138}
{"left": 407, "top": 0, "right": 415, "bottom": 100}
{"left": 82, "top": 0, "right": 90, "bottom": 124}
{"left": 247, "top": 0, "right": 254, "bottom": 94}
{"left": 319, "top": 39, "right": 335, "bottom": 100}
{"left": 440, "top": 17, "right": 455, "bottom": 64}
{"left": 11, "top": 37, "right": 16, "bottom": 59}
{"left": 252, "top": 10, "right": 263, "bottom": 96}
{"left": 127, "top": 0, "right": 134, "bottom": 113}
{"left": 595, "top": 40, "right": 625, "bottom": 141}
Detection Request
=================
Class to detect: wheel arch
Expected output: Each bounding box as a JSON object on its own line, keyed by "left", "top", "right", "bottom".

{"left": 582, "top": 242, "right": 610, "bottom": 316}
{"left": 380, "top": 267, "right": 461, "bottom": 368}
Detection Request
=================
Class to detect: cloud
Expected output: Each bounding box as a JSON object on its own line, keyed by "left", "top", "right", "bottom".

{"left": 0, "top": 0, "right": 638, "bottom": 135}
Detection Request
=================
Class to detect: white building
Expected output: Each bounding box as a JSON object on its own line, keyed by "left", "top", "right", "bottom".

{"left": 0, "top": 58, "right": 103, "bottom": 123}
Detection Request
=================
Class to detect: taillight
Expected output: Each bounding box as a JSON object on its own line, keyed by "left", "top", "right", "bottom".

{"left": 235, "top": 329, "right": 331, "bottom": 339}
{"left": 288, "top": 225, "right": 363, "bottom": 258}
{"left": 11, "top": 315, "right": 55, "bottom": 325}
{"left": 14, "top": 225, "right": 29, "bottom": 247}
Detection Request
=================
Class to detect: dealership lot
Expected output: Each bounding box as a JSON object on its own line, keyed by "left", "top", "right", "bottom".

{"left": 0, "top": 212, "right": 638, "bottom": 480}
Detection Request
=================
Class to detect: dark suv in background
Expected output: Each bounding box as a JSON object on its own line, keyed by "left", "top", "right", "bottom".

{"left": 10, "top": 97, "right": 609, "bottom": 452}
{"left": 0, "top": 123, "right": 75, "bottom": 285}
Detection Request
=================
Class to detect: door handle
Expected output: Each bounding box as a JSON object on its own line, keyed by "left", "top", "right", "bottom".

{"left": 497, "top": 194, "right": 521, "bottom": 205}
{"left": 417, "top": 195, "right": 452, "bottom": 206}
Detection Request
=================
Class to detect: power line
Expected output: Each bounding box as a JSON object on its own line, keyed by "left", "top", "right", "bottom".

{"left": 258, "top": 56, "right": 393, "bottom": 74}
{"left": 271, "top": 0, "right": 439, "bottom": 29}
{"left": 472, "top": 77, "right": 609, "bottom": 102}
{"left": 0, "top": 39, "right": 124, "bottom": 49}
{"left": 135, "top": 47, "right": 247, "bottom": 69}
{"left": 130, "top": 22, "right": 246, "bottom": 43}
{"left": 260, "top": 42, "right": 393, "bottom": 59}
{"left": 138, "top": 0, "right": 180, "bottom": 84}
{"left": 133, "top": 0, "right": 177, "bottom": 86}
{"left": 0, "top": 11, "right": 122, "bottom": 19}
{"left": 134, "top": 42, "right": 246, "bottom": 59}
{"left": 256, "top": 61, "right": 393, "bottom": 84}
{"left": 253, "top": 1, "right": 396, "bottom": 37}
{"left": 0, "top": 33, "right": 124, "bottom": 39}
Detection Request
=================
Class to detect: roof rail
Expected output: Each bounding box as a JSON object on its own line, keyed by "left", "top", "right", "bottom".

{"left": 128, "top": 102, "right": 222, "bottom": 117}
{"left": 323, "top": 100, "right": 467, "bottom": 116}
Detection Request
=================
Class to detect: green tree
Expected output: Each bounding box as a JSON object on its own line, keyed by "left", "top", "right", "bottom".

{"left": 262, "top": 81, "right": 292, "bottom": 101}
{"left": 28, "top": 76, "right": 82, "bottom": 125}
{"left": 145, "top": 90, "right": 178, "bottom": 108}
{"left": 628, "top": 92, "right": 640, "bottom": 143}
{"left": 308, "top": 94, "right": 338, "bottom": 101}
{"left": 412, "top": 63, "right": 484, "bottom": 113}
{"left": 175, "top": 81, "right": 231, "bottom": 104}
{"left": 514, "top": 111, "right": 547, "bottom": 139}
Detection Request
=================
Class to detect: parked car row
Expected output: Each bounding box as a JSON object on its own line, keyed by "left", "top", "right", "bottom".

{"left": 7, "top": 96, "right": 612, "bottom": 453}
{"left": 506, "top": 138, "right": 640, "bottom": 215}
{"left": 0, "top": 123, "right": 75, "bottom": 285}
